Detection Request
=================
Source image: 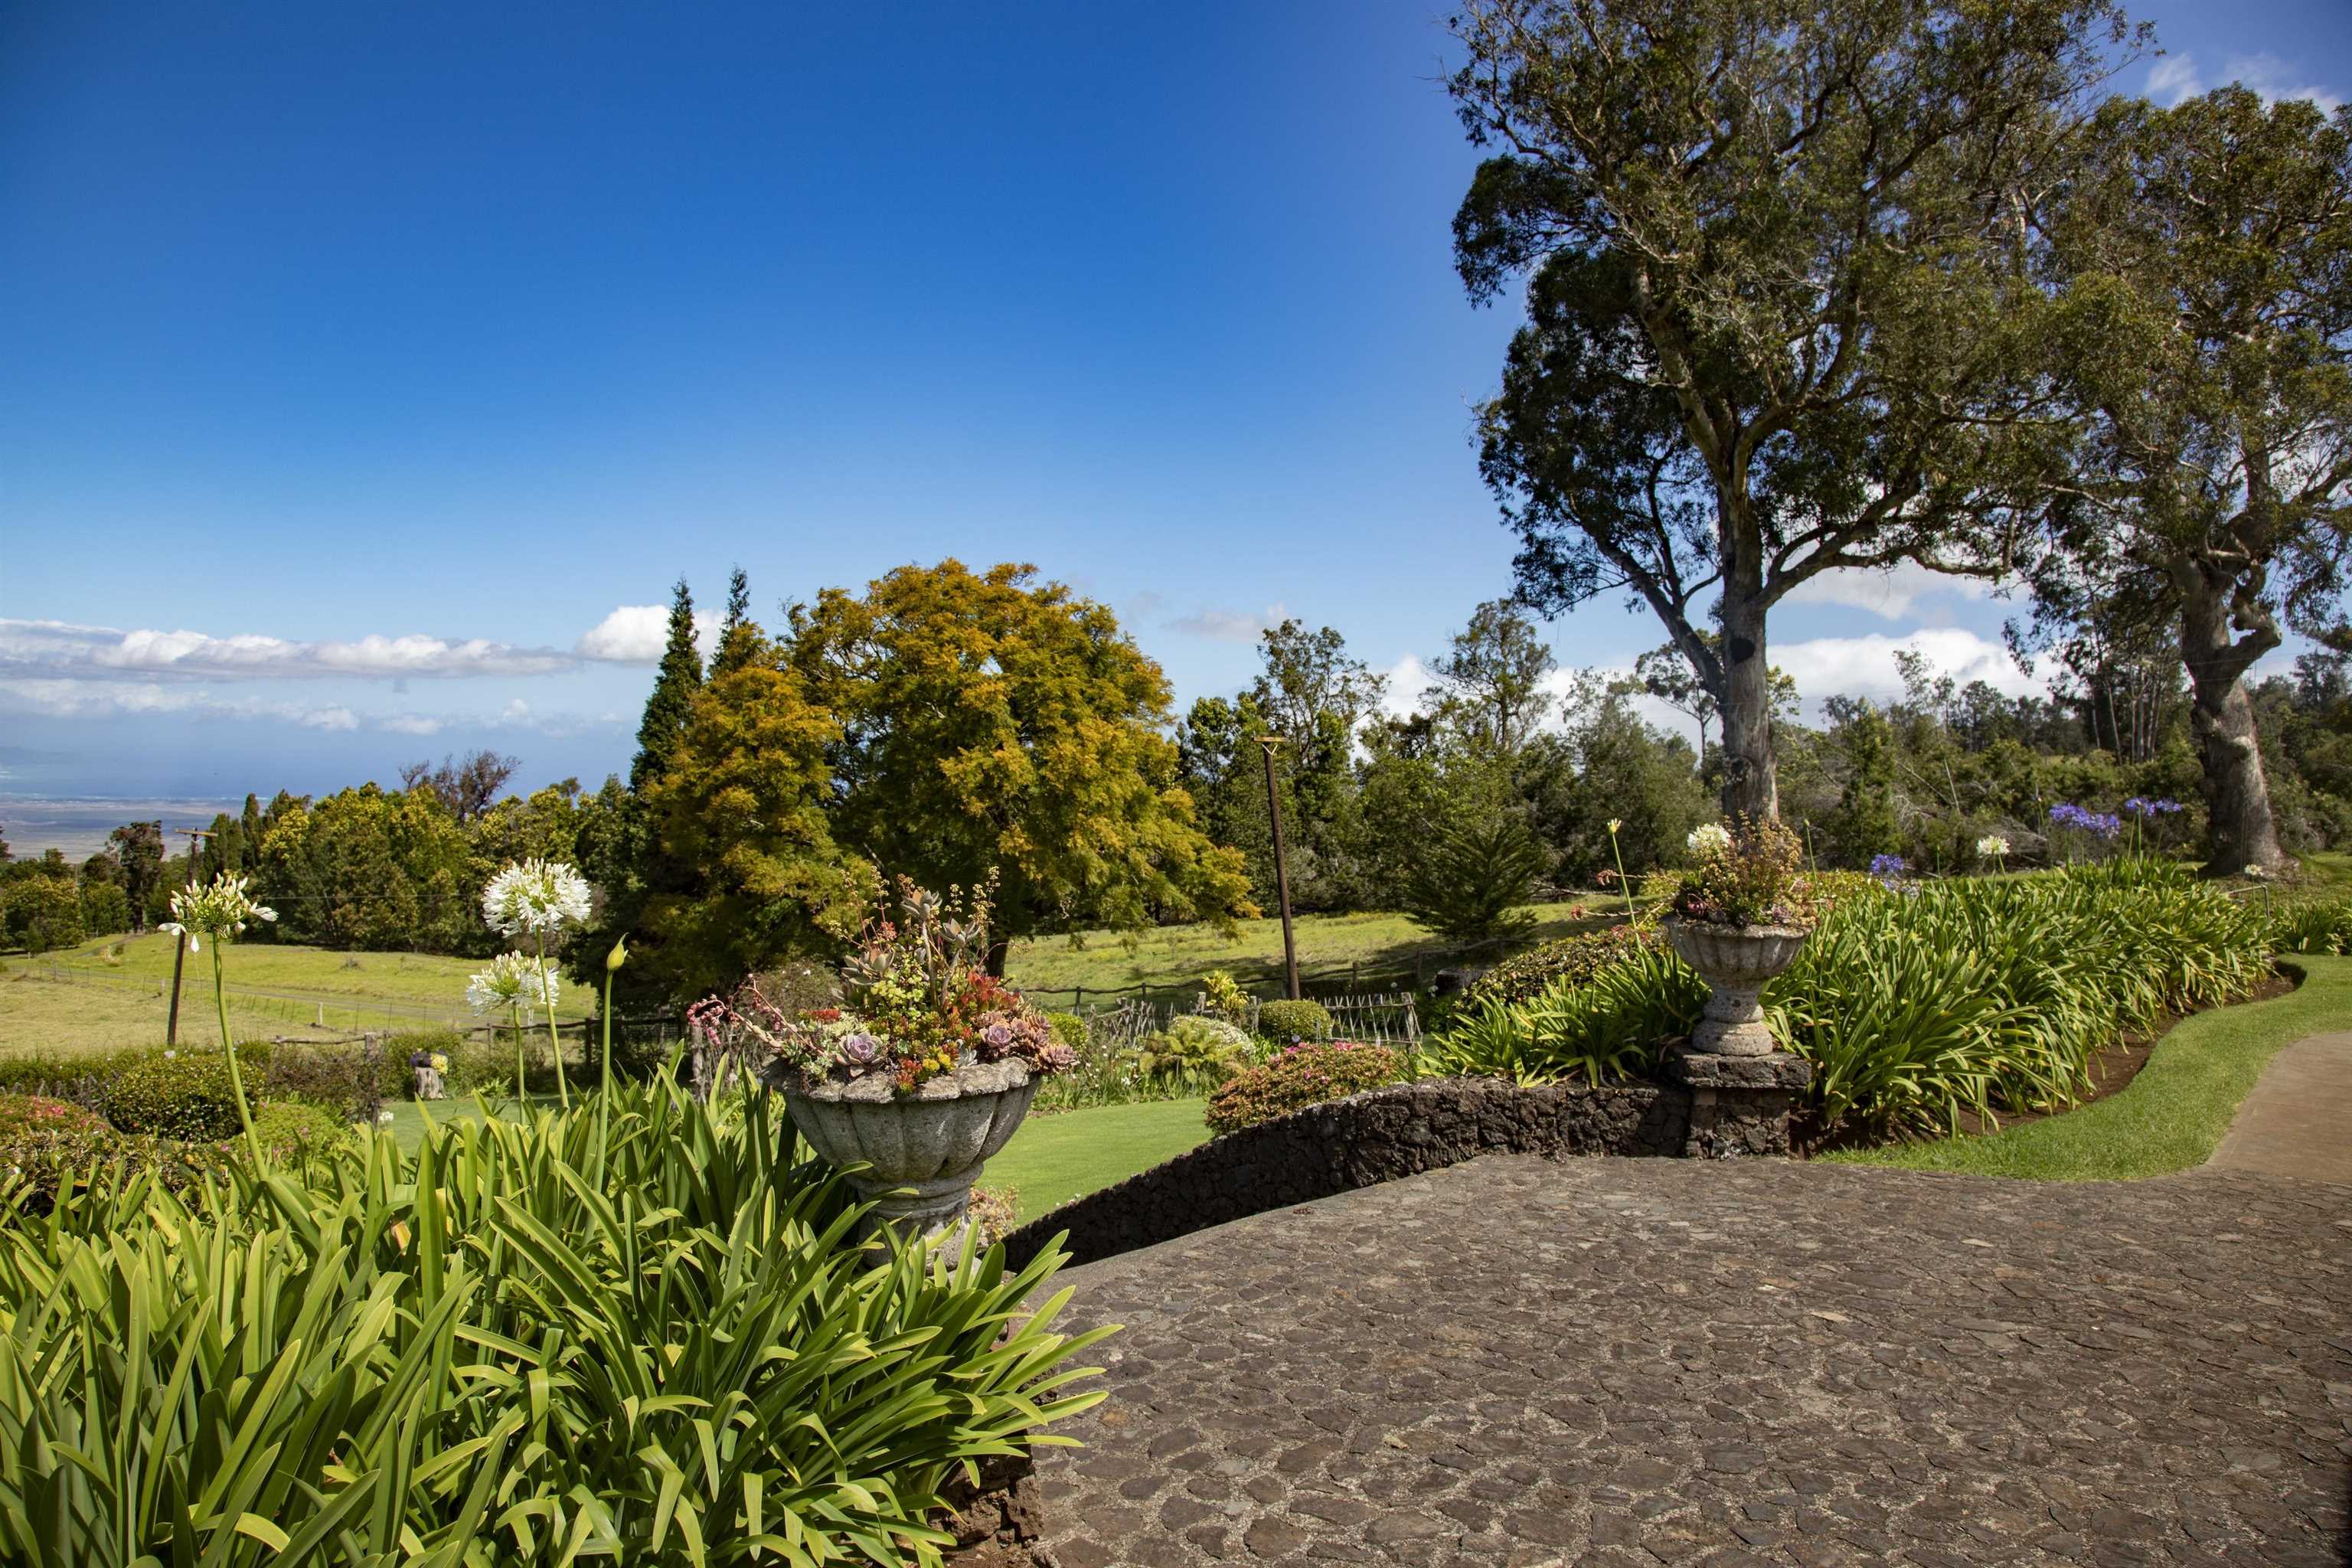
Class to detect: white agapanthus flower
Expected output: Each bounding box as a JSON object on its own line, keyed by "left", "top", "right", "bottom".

{"left": 158, "top": 871, "right": 277, "bottom": 953}
{"left": 466, "top": 951, "right": 560, "bottom": 1018}
{"left": 1686, "top": 822, "right": 1734, "bottom": 857}
{"left": 1976, "top": 835, "right": 2011, "bottom": 859}
{"left": 481, "top": 858, "right": 593, "bottom": 937}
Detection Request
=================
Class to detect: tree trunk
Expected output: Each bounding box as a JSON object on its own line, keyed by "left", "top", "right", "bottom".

{"left": 2177, "top": 564, "right": 2286, "bottom": 874}
{"left": 1717, "top": 589, "right": 1779, "bottom": 822}
{"left": 985, "top": 937, "right": 1011, "bottom": 979}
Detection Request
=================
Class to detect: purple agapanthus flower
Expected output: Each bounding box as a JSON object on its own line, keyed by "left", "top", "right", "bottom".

{"left": 1869, "top": 853, "right": 1908, "bottom": 880}
{"left": 2049, "top": 803, "right": 2122, "bottom": 839}
{"left": 2124, "top": 796, "right": 2184, "bottom": 817}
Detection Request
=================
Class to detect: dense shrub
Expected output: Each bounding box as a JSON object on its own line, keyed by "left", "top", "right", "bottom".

{"left": 0, "top": 1047, "right": 143, "bottom": 1106}
{"left": 1206, "top": 1041, "right": 1405, "bottom": 1134}
{"left": 1778, "top": 860, "right": 2271, "bottom": 1137}
{"left": 96, "top": 1049, "right": 260, "bottom": 1141}
{"left": 1426, "top": 861, "right": 2275, "bottom": 1141}
{"left": 256, "top": 1036, "right": 410, "bottom": 1116}
{"left": 1127, "top": 1016, "right": 1253, "bottom": 1093}
{"left": 2264, "top": 892, "right": 2352, "bottom": 955}
{"left": 1046, "top": 1011, "right": 1089, "bottom": 1053}
{"left": 1255, "top": 998, "right": 1334, "bottom": 1044}
{"left": 1197, "top": 970, "right": 1252, "bottom": 1024}
{"left": 243, "top": 1100, "right": 353, "bottom": 1162}
{"left": 1459, "top": 923, "right": 1661, "bottom": 1009}
{"left": 1427, "top": 944, "right": 1707, "bottom": 1086}
{"left": 0, "top": 1084, "right": 1108, "bottom": 1563}
{"left": 0, "top": 1095, "right": 117, "bottom": 1210}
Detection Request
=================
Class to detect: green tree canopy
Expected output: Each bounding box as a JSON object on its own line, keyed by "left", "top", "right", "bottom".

{"left": 636, "top": 621, "right": 871, "bottom": 1003}
{"left": 107, "top": 821, "right": 164, "bottom": 932}
{"left": 785, "top": 560, "right": 1253, "bottom": 967}
{"left": 1450, "top": 0, "right": 2125, "bottom": 820}
{"left": 2029, "top": 86, "right": 2352, "bottom": 872}
{"left": 1422, "top": 599, "right": 1556, "bottom": 754}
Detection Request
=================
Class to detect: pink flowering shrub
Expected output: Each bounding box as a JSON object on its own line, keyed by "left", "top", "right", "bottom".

{"left": 1204, "top": 1041, "right": 1403, "bottom": 1135}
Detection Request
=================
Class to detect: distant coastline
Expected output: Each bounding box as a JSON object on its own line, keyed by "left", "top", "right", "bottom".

{"left": 0, "top": 796, "right": 247, "bottom": 862}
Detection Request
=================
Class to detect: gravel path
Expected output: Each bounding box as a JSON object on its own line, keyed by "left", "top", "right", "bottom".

{"left": 1033, "top": 1155, "right": 2352, "bottom": 1566}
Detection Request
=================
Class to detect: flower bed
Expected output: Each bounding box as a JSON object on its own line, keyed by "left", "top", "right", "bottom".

{"left": 0, "top": 1083, "right": 1106, "bottom": 1563}
{"left": 1423, "top": 860, "right": 2276, "bottom": 1141}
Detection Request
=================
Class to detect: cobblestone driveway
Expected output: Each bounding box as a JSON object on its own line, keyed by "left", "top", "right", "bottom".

{"left": 1034, "top": 1155, "right": 2352, "bottom": 1566}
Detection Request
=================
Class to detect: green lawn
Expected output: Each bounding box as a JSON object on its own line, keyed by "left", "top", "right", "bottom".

{"left": 377, "top": 1092, "right": 564, "bottom": 1152}
{"left": 1824, "top": 953, "right": 2352, "bottom": 1181}
{"left": 1004, "top": 901, "right": 1610, "bottom": 1003}
{"left": 985, "top": 1099, "right": 1213, "bottom": 1222}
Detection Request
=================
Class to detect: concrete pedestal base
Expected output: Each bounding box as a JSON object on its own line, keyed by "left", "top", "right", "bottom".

{"left": 1661, "top": 1046, "right": 1812, "bottom": 1158}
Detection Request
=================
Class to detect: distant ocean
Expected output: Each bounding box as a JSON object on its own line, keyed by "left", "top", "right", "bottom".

{"left": 0, "top": 797, "right": 247, "bottom": 862}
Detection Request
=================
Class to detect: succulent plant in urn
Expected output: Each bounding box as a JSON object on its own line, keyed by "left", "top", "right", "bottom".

{"left": 688, "top": 874, "right": 1076, "bottom": 1244}
{"left": 1662, "top": 816, "right": 1818, "bottom": 1057}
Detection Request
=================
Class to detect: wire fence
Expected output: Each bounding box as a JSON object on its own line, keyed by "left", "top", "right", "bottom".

{"left": 1074, "top": 989, "right": 1421, "bottom": 1047}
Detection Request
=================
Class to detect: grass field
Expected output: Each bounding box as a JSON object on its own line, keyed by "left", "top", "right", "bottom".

{"left": 0, "top": 931, "right": 593, "bottom": 1056}
{"left": 0, "top": 900, "right": 1604, "bottom": 1057}
{"left": 1826, "top": 954, "right": 2352, "bottom": 1181}
{"left": 1004, "top": 901, "right": 1610, "bottom": 1001}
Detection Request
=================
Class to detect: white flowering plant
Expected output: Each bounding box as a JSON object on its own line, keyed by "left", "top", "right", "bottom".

{"left": 476, "top": 858, "right": 592, "bottom": 1108}
{"left": 1976, "top": 834, "right": 2011, "bottom": 868}
{"left": 467, "top": 949, "right": 560, "bottom": 1100}
{"left": 482, "top": 859, "right": 594, "bottom": 937}
{"left": 159, "top": 872, "right": 276, "bottom": 1165}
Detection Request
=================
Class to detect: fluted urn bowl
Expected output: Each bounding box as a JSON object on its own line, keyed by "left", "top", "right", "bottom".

{"left": 766, "top": 1055, "right": 1038, "bottom": 1243}
{"left": 1661, "top": 916, "right": 1811, "bottom": 1057}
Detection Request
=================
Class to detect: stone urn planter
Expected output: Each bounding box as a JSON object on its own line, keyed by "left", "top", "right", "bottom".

{"left": 1662, "top": 916, "right": 1810, "bottom": 1057}
{"left": 765, "top": 1055, "right": 1039, "bottom": 1244}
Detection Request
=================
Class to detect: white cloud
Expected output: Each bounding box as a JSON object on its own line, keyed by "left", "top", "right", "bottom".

{"left": 0, "top": 678, "right": 375, "bottom": 730}
{"left": 1779, "top": 562, "right": 2001, "bottom": 622}
{"left": 1772, "top": 627, "right": 2037, "bottom": 712}
{"left": 2145, "top": 52, "right": 2341, "bottom": 113}
{"left": 377, "top": 714, "right": 446, "bottom": 737}
{"left": 575, "top": 605, "right": 721, "bottom": 664}
{"left": 1377, "top": 656, "right": 1434, "bottom": 719}
{"left": 1168, "top": 603, "right": 1287, "bottom": 644}
{"left": 0, "top": 618, "right": 573, "bottom": 681}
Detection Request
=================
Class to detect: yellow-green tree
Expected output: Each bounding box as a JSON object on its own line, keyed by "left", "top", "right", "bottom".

{"left": 785, "top": 560, "right": 1253, "bottom": 969}
{"left": 636, "top": 622, "right": 873, "bottom": 1001}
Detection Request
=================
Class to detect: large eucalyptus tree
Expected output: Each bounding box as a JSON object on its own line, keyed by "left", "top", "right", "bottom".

{"left": 1450, "top": 0, "right": 2128, "bottom": 818}
{"left": 2031, "top": 87, "right": 2352, "bottom": 872}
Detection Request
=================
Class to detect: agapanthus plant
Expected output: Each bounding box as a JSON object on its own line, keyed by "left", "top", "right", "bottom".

{"left": 1976, "top": 834, "right": 2011, "bottom": 868}
{"left": 479, "top": 858, "right": 590, "bottom": 1107}
{"left": 466, "top": 949, "right": 559, "bottom": 1102}
{"left": 691, "top": 875, "right": 1076, "bottom": 1094}
{"left": 159, "top": 872, "right": 276, "bottom": 1165}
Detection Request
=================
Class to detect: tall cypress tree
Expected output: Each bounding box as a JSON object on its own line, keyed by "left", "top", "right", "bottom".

{"left": 631, "top": 579, "right": 703, "bottom": 794}
{"left": 578, "top": 577, "right": 707, "bottom": 1016}
{"left": 711, "top": 567, "right": 755, "bottom": 678}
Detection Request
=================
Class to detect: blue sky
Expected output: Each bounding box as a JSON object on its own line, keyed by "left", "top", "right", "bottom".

{"left": 2, "top": 0, "right": 2345, "bottom": 842}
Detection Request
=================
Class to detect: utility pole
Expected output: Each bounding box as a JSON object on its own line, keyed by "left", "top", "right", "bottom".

{"left": 165, "top": 828, "right": 210, "bottom": 1047}
{"left": 1256, "top": 736, "right": 1301, "bottom": 1001}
